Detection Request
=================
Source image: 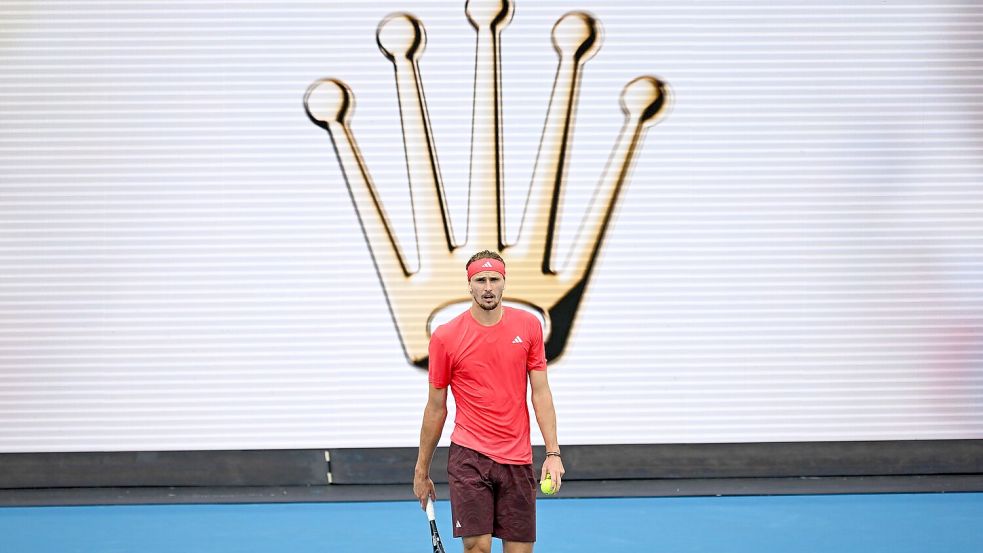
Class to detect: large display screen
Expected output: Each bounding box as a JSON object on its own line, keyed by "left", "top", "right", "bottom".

{"left": 1, "top": 0, "right": 980, "bottom": 452}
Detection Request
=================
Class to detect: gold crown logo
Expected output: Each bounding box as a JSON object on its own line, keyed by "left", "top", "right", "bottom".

{"left": 304, "top": 0, "right": 670, "bottom": 368}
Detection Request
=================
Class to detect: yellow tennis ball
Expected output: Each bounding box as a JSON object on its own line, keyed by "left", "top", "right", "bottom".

{"left": 540, "top": 473, "right": 556, "bottom": 495}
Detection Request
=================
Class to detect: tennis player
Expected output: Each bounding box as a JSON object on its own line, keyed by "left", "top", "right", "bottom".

{"left": 413, "top": 250, "right": 564, "bottom": 553}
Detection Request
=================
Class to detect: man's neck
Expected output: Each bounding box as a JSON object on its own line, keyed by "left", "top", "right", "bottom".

{"left": 470, "top": 303, "right": 503, "bottom": 326}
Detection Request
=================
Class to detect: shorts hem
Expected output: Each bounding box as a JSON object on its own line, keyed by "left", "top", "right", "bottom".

{"left": 453, "top": 529, "right": 493, "bottom": 539}
{"left": 493, "top": 532, "right": 536, "bottom": 543}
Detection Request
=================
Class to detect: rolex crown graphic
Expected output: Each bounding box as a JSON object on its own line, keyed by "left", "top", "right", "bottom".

{"left": 304, "top": 0, "right": 671, "bottom": 368}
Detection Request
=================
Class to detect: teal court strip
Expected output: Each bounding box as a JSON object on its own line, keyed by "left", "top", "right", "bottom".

{"left": 1, "top": 493, "right": 980, "bottom": 552}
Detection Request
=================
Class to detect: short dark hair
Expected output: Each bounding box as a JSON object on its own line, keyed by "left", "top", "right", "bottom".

{"left": 466, "top": 250, "right": 504, "bottom": 269}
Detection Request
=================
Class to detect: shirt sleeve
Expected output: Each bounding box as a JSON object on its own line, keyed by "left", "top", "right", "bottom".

{"left": 527, "top": 317, "right": 547, "bottom": 372}
{"left": 428, "top": 333, "right": 452, "bottom": 388}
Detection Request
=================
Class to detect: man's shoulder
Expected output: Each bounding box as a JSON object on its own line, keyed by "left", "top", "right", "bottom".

{"left": 431, "top": 309, "right": 471, "bottom": 340}
{"left": 505, "top": 306, "right": 543, "bottom": 329}
{"left": 505, "top": 306, "right": 542, "bottom": 328}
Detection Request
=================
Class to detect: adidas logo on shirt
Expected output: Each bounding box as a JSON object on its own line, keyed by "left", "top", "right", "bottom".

{"left": 482, "top": 261, "right": 493, "bottom": 268}
{"left": 512, "top": 336, "right": 523, "bottom": 344}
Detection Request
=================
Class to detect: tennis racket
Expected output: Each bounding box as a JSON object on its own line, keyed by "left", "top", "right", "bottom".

{"left": 426, "top": 498, "right": 447, "bottom": 553}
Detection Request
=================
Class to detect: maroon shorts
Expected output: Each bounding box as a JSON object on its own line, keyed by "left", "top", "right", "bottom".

{"left": 446, "top": 442, "right": 537, "bottom": 543}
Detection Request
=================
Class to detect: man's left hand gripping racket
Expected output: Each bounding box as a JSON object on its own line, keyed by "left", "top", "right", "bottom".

{"left": 426, "top": 498, "right": 447, "bottom": 553}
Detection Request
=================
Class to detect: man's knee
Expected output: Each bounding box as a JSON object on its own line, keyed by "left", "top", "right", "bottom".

{"left": 462, "top": 534, "right": 493, "bottom": 553}
{"left": 503, "top": 540, "right": 534, "bottom": 553}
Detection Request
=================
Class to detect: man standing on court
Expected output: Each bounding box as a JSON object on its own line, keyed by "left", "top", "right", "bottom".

{"left": 413, "top": 250, "right": 565, "bottom": 553}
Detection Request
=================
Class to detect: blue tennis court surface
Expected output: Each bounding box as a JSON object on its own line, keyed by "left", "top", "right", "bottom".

{"left": 1, "top": 493, "right": 980, "bottom": 552}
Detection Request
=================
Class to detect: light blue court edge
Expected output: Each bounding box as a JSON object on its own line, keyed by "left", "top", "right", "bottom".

{"left": 1, "top": 493, "right": 981, "bottom": 553}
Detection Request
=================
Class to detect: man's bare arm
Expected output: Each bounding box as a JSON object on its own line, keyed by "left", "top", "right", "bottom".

{"left": 530, "top": 370, "right": 565, "bottom": 491}
{"left": 413, "top": 384, "right": 448, "bottom": 509}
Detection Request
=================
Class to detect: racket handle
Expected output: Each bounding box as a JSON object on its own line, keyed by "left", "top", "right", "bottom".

{"left": 426, "top": 497, "right": 436, "bottom": 521}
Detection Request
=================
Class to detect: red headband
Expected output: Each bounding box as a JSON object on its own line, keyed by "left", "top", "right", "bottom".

{"left": 467, "top": 258, "right": 506, "bottom": 280}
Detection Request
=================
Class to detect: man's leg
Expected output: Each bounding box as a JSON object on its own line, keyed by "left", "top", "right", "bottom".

{"left": 492, "top": 462, "right": 537, "bottom": 545}
{"left": 462, "top": 534, "right": 493, "bottom": 553}
{"left": 503, "top": 540, "right": 534, "bottom": 553}
{"left": 449, "top": 444, "right": 497, "bottom": 550}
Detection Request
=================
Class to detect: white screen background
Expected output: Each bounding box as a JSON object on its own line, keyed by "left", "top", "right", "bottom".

{"left": 0, "top": 0, "right": 981, "bottom": 452}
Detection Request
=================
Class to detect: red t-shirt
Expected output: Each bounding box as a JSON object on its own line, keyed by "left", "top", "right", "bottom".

{"left": 428, "top": 306, "right": 547, "bottom": 465}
